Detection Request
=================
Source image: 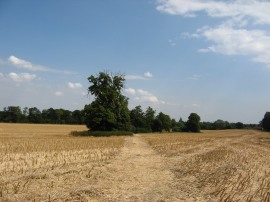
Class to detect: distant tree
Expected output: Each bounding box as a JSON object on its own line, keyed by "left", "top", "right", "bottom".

{"left": 22, "top": 107, "right": 29, "bottom": 122}
{"left": 224, "top": 121, "right": 232, "bottom": 129}
{"left": 153, "top": 112, "right": 171, "bottom": 132}
{"left": 130, "top": 106, "right": 146, "bottom": 133}
{"left": 152, "top": 118, "right": 162, "bottom": 132}
{"left": 0, "top": 110, "right": 3, "bottom": 122}
{"left": 261, "top": 112, "right": 270, "bottom": 131}
{"left": 84, "top": 71, "right": 130, "bottom": 131}
{"left": 28, "top": 107, "right": 42, "bottom": 123}
{"left": 172, "top": 118, "right": 186, "bottom": 132}
{"left": 186, "top": 113, "right": 200, "bottom": 132}
{"left": 213, "top": 119, "right": 226, "bottom": 130}
{"left": 200, "top": 122, "right": 213, "bottom": 130}
{"left": 178, "top": 118, "right": 186, "bottom": 131}
{"left": 41, "top": 108, "right": 59, "bottom": 123}
{"left": 61, "top": 109, "right": 72, "bottom": 124}
{"left": 144, "top": 106, "right": 156, "bottom": 132}
{"left": 71, "top": 110, "right": 85, "bottom": 124}
{"left": 235, "top": 122, "right": 244, "bottom": 129}
{"left": 171, "top": 119, "right": 177, "bottom": 131}
{"left": 3, "top": 106, "right": 22, "bottom": 123}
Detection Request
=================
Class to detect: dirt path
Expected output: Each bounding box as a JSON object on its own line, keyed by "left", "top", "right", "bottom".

{"left": 93, "top": 135, "right": 183, "bottom": 201}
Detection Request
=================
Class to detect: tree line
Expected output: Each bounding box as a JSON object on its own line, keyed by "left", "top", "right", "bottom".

{"left": 0, "top": 106, "right": 85, "bottom": 124}
{"left": 0, "top": 105, "right": 258, "bottom": 132}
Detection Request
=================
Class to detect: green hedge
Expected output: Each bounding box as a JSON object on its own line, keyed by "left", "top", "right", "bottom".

{"left": 70, "top": 130, "right": 133, "bottom": 137}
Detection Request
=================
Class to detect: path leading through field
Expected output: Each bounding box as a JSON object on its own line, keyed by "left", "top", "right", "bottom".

{"left": 93, "top": 135, "right": 198, "bottom": 201}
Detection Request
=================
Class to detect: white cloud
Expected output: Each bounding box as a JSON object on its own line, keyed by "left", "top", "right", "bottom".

{"left": 156, "top": 0, "right": 270, "bottom": 25}
{"left": 0, "top": 73, "right": 3, "bottom": 79}
{"left": 137, "top": 89, "right": 151, "bottom": 96}
{"left": 168, "top": 39, "right": 176, "bottom": 46}
{"left": 125, "top": 88, "right": 159, "bottom": 103}
{"left": 160, "top": 100, "right": 166, "bottom": 104}
{"left": 68, "top": 82, "right": 83, "bottom": 89}
{"left": 125, "top": 88, "right": 136, "bottom": 95}
{"left": 8, "top": 72, "right": 37, "bottom": 82}
{"left": 82, "top": 92, "right": 88, "bottom": 96}
{"left": 8, "top": 56, "right": 49, "bottom": 71}
{"left": 125, "top": 75, "right": 147, "bottom": 80}
{"left": 6, "top": 55, "right": 73, "bottom": 74}
{"left": 126, "top": 72, "right": 153, "bottom": 80}
{"left": 139, "top": 95, "right": 159, "bottom": 103}
{"left": 55, "top": 91, "right": 64, "bottom": 96}
{"left": 157, "top": 0, "right": 270, "bottom": 68}
{"left": 144, "top": 72, "right": 153, "bottom": 78}
{"left": 198, "top": 26, "right": 270, "bottom": 67}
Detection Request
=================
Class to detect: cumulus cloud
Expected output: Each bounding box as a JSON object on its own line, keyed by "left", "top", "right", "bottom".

{"left": 126, "top": 72, "right": 153, "bottom": 80}
{"left": 8, "top": 56, "right": 49, "bottom": 71}
{"left": 156, "top": 0, "right": 270, "bottom": 68}
{"left": 144, "top": 72, "right": 153, "bottom": 78}
{"left": 156, "top": 0, "right": 270, "bottom": 25}
{"left": 125, "top": 88, "right": 136, "bottom": 95}
{"left": 6, "top": 55, "right": 73, "bottom": 74}
{"left": 125, "top": 75, "right": 147, "bottom": 80}
{"left": 8, "top": 72, "right": 37, "bottom": 82}
{"left": 125, "top": 88, "right": 159, "bottom": 103}
{"left": 55, "top": 91, "right": 64, "bottom": 96}
{"left": 198, "top": 26, "right": 270, "bottom": 67}
{"left": 68, "top": 82, "right": 83, "bottom": 89}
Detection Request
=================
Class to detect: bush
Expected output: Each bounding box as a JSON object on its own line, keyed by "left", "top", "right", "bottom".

{"left": 70, "top": 130, "right": 133, "bottom": 137}
{"left": 261, "top": 112, "right": 270, "bottom": 131}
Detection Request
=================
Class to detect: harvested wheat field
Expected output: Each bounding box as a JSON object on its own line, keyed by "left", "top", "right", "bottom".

{"left": 1, "top": 124, "right": 270, "bottom": 201}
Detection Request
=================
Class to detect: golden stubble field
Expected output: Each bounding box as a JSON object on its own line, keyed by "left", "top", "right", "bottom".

{"left": 144, "top": 130, "right": 270, "bottom": 201}
{"left": 1, "top": 124, "right": 270, "bottom": 201}
{"left": 0, "top": 123, "right": 125, "bottom": 201}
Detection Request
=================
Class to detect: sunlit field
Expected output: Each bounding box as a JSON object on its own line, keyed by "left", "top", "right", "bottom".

{"left": 1, "top": 124, "right": 270, "bottom": 201}
{"left": 0, "top": 123, "right": 125, "bottom": 201}
{"left": 144, "top": 130, "right": 270, "bottom": 201}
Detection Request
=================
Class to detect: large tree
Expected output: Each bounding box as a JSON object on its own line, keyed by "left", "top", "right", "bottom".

{"left": 186, "top": 113, "right": 201, "bottom": 132}
{"left": 261, "top": 112, "right": 270, "bottom": 131}
{"left": 84, "top": 71, "right": 130, "bottom": 131}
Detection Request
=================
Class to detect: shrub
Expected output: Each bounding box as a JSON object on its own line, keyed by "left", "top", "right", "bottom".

{"left": 70, "top": 130, "right": 133, "bottom": 137}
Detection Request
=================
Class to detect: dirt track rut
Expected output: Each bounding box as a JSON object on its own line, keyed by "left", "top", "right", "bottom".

{"left": 94, "top": 135, "right": 181, "bottom": 201}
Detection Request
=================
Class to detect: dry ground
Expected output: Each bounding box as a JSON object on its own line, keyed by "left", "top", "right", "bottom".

{"left": 0, "top": 124, "right": 270, "bottom": 201}
{"left": 144, "top": 130, "right": 270, "bottom": 201}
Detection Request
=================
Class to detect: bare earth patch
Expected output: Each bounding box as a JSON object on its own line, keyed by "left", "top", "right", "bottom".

{"left": 91, "top": 135, "right": 184, "bottom": 201}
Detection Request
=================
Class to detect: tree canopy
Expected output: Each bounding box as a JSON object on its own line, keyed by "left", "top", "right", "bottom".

{"left": 186, "top": 113, "right": 201, "bottom": 132}
{"left": 84, "top": 71, "right": 130, "bottom": 131}
{"left": 261, "top": 112, "right": 270, "bottom": 131}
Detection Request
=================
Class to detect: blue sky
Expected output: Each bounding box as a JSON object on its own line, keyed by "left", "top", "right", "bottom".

{"left": 1, "top": 0, "right": 270, "bottom": 123}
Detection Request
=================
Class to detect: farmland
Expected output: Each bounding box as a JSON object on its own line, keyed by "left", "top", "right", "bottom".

{"left": 144, "top": 130, "right": 270, "bottom": 201}
{"left": 0, "top": 124, "right": 125, "bottom": 201}
{"left": 0, "top": 124, "right": 270, "bottom": 201}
